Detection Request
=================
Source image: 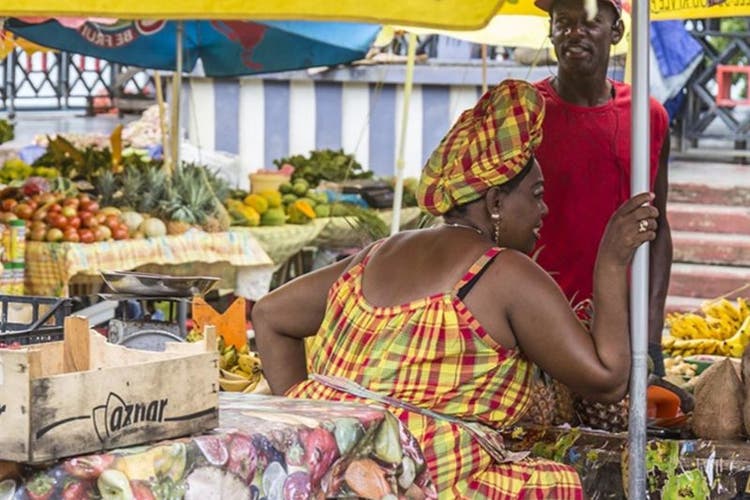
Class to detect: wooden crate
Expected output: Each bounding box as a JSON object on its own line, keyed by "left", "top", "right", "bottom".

{"left": 0, "top": 316, "right": 218, "bottom": 463}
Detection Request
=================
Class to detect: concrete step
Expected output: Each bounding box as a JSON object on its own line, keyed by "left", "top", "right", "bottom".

{"left": 667, "top": 202, "right": 750, "bottom": 234}
{"left": 672, "top": 230, "right": 750, "bottom": 266}
{"left": 668, "top": 160, "right": 750, "bottom": 205}
{"left": 668, "top": 262, "right": 750, "bottom": 299}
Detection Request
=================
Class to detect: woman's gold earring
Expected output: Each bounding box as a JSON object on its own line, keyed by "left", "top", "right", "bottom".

{"left": 491, "top": 212, "right": 502, "bottom": 245}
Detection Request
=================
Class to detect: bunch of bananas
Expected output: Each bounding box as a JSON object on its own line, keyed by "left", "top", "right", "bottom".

{"left": 663, "top": 298, "right": 750, "bottom": 357}
{"left": 217, "top": 337, "right": 263, "bottom": 393}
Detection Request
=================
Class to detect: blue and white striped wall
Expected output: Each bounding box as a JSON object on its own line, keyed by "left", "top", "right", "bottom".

{"left": 181, "top": 63, "right": 557, "bottom": 186}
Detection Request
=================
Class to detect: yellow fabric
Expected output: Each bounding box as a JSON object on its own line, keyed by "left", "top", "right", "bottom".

{"left": 0, "top": 0, "right": 504, "bottom": 29}
{"left": 494, "top": 0, "right": 744, "bottom": 20}
{"left": 0, "top": 32, "right": 54, "bottom": 61}
{"left": 394, "top": 12, "right": 630, "bottom": 55}
{"left": 417, "top": 79, "right": 545, "bottom": 216}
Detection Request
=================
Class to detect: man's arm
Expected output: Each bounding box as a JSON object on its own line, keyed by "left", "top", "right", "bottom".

{"left": 649, "top": 132, "right": 673, "bottom": 375}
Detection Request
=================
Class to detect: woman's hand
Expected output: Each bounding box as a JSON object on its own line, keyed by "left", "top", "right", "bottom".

{"left": 598, "top": 192, "right": 659, "bottom": 267}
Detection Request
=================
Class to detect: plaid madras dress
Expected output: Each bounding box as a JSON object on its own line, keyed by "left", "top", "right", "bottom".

{"left": 286, "top": 245, "right": 583, "bottom": 499}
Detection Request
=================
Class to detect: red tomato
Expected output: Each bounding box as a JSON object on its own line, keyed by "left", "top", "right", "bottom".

{"left": 105, "top": 215, "right": 121, "bottom": 231}
{"left": 78, "top": 229, "right": 95, "bottom": 244}
{"left": 68, "top": 216, "right": 81, "bottom": 229}
{"left": 62, "top": 197, "right": 79, "bottom": 208}
{"left": 51, "top": 214, "right": 68, "bottom": 230}
{"left": 48, "top": 203, "right": 62, "bottom": 214}
{"left": 1, "top": 198, "right": 17, "bottom": 212}
{"left": 62, "top": 228, "right": 80, "bottom": 243}
{"left": 112, "top": 227, "right": 129, "bottom": 240}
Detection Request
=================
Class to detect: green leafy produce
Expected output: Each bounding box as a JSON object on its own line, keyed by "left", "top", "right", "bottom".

{"left": 0, "top": 119, "right": 14, "bottom": 145}
{"left": 273, "top": 148, "right": 372, "bottom": 188}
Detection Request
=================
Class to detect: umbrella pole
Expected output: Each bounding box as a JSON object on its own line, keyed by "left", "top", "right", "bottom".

{"left": 627, "top": 0, "right": 651, "bottom": 497}
{"left": 481, "top": 44, "right": 488, "bottom": 93}
{"left": 169, "top": 21, "right": 184, "bottom": 172}
{"left": 390, "top": 32, "right": 417, "bottom": 236}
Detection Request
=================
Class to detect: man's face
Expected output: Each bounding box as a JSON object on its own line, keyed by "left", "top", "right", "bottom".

{"left": 549, "top": 0, "right": 622, "bottom": 76}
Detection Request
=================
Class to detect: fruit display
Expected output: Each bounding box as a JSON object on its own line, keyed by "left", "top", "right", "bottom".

{"left": 273, "top": 149, "right": 372, "bottom": 187}
{"left": 662, "top": 298, "right": 750, "bottom": 357}
{"left": 0, "top": 187, "right": 130, "bottom": 244}
{"left": 664, "top": 355, "right": 698, "bottom": 380}
{"left": 186, "top": 330, "right": 264, "bottom": 393}
{"left": 0, "top": 119, "right": 13, "bottom": 145}
{"left": 0, "top": 158, "right": 58, "bottom": 183}
{"left": 96, "top": 163, "right": 231, "bottom": 235}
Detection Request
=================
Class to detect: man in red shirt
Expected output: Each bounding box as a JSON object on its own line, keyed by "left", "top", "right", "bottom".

{"left": 532, "top": 0, "right": 672, "bottom": 374}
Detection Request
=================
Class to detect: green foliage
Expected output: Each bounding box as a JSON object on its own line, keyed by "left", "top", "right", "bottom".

{"left": 273, "top": 149, "right": 373, "bottom": 188}
{"left": 0, "top": 119, "right": 14, "bottom": 145}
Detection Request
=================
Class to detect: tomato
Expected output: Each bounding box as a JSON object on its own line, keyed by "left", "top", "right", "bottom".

{"left": 78, "top": 229, "right": 95, "bottom": 244}
{"left": 62, "top": 197, "right": 79, "bottom": 208}
{"left": 105, "top": 215, "right": 121, "bottom": 231}
{"left": 45, "top": 228, "right": 64, "bottom": 242}
{"left": 112, "top": 226, "right": 129, "bottom": 240}
{"left": 1, "top": 198, "right": 17, "bottom": 211}
{"left": 77, "top": 193, "right": 91, "bottom": 203}
{"left": 27, "top": 199, "right": 38, "bottom": 211}
{"left": 68, "top": 216, "right": 81, "bottom": 229}
{"left": 48, "top": 203, "right": 62, "bottom": 214}
{"left": 51, "top": 214, "right": 69, "bottom": 230}
{"left": 14, "top": 203, "right": 34, "bottom": 220}
{"left": 85, "top": 201, "right": 100, "bottom": 213}
{"left": 63, "top": 228, "right": 80, "bottom": 243}
{"left": 81, "top": 213, "right": 98, "bottom": 228}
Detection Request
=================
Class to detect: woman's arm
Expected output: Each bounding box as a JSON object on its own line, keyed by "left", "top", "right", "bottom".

{"left": 252, "top": 253, "right": 359, "bottom": 395}
{"left": 496, "top": 192, "right": 659, "bottom": 402}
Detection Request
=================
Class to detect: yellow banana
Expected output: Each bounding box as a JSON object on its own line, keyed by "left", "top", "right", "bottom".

{"left": 218, "top": 377, "right": 252, "bottom": 392}
{"left": 238, "top": 353, "right": 262, "bottom": 374}
{"left": 720, "top": 315, "right": 750, "bottom": 358}
{"left": 738, "top": 297, "right": 750, "bottom": 319}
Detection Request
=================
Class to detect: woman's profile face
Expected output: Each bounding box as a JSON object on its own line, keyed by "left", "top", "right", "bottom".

{"left": 500, "top": 160, "right": 548, "bottom": 254}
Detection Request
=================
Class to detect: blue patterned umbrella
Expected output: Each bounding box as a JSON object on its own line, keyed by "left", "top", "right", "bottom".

{"left": 6, "top": 18, "right": 380, "bottom": 77}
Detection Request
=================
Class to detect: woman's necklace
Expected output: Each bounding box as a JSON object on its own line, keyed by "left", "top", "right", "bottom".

{"left": 443, "top": 221, "right": 484, "bottom": 236}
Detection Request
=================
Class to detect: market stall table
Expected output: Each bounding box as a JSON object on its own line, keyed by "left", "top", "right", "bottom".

{"left": 239, "top": 207, "right": 424, "bottom": 267}
{"left": 503, "top": 424, "right": 750, "bottom": 499}
{"left": 1, "top": 393, "right": 437, "bottom": 499}
{"left": 24, "top": 229, "right": 275, "bottom": 300}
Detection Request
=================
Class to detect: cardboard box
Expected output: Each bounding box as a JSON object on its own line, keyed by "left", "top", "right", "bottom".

{"left": 0, "top": 316, "right": 218, "bottom": 463}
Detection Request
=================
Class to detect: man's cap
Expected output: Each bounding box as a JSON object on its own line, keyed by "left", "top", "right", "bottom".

{"left": 534, "top": 0, "right": 623, "bottom": 16}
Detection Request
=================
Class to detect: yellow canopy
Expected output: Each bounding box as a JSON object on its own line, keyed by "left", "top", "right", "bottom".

{"left": 496, "top": 0, "right": 748, "bottom": 19}
{"left": 0, "top": 0, "right": 506, "bottom": 30}
{"left": 395, "top": 13, "right": 630, "bottom": 55}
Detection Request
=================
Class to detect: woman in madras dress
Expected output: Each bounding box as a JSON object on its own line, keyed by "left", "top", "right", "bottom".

{"left": 253, "top": 79, "right": 658, "bottom": 499}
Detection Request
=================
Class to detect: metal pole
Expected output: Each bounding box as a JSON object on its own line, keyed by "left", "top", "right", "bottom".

{"left": 390, "top": 32, "right": 417, "bottom": 236}
{"left": 628, "top": 0, "right": 650, "bottom": 497}
{"left": 169, "top": 21, "right": 184, "bottom": 171}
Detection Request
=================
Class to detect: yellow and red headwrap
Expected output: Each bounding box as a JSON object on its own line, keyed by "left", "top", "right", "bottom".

{"left": 417, "top": 79, "right": 545, "bottom": 216}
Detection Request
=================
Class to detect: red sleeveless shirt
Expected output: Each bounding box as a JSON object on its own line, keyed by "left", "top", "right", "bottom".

{"left": 532, "top": 78, "right": 669, "bottom": 303}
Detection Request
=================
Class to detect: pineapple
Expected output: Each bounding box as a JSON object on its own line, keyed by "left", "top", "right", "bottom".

{"left": 522, "top": 371, "right": 578, "bottom": 427}
{"left": 522, "top": 377, "right": 558, "bottom": 426}
{"left": 138, "top": 168, "right": 168, "bottom": 214}
{"left": 574, "top": 396, "right": 629, "bottom": 432}
{"left": 95, "top": 170, "right": 120, "bottom": 206}
{"left": 119, "top": 165, "right": 144, "bottom": 209}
